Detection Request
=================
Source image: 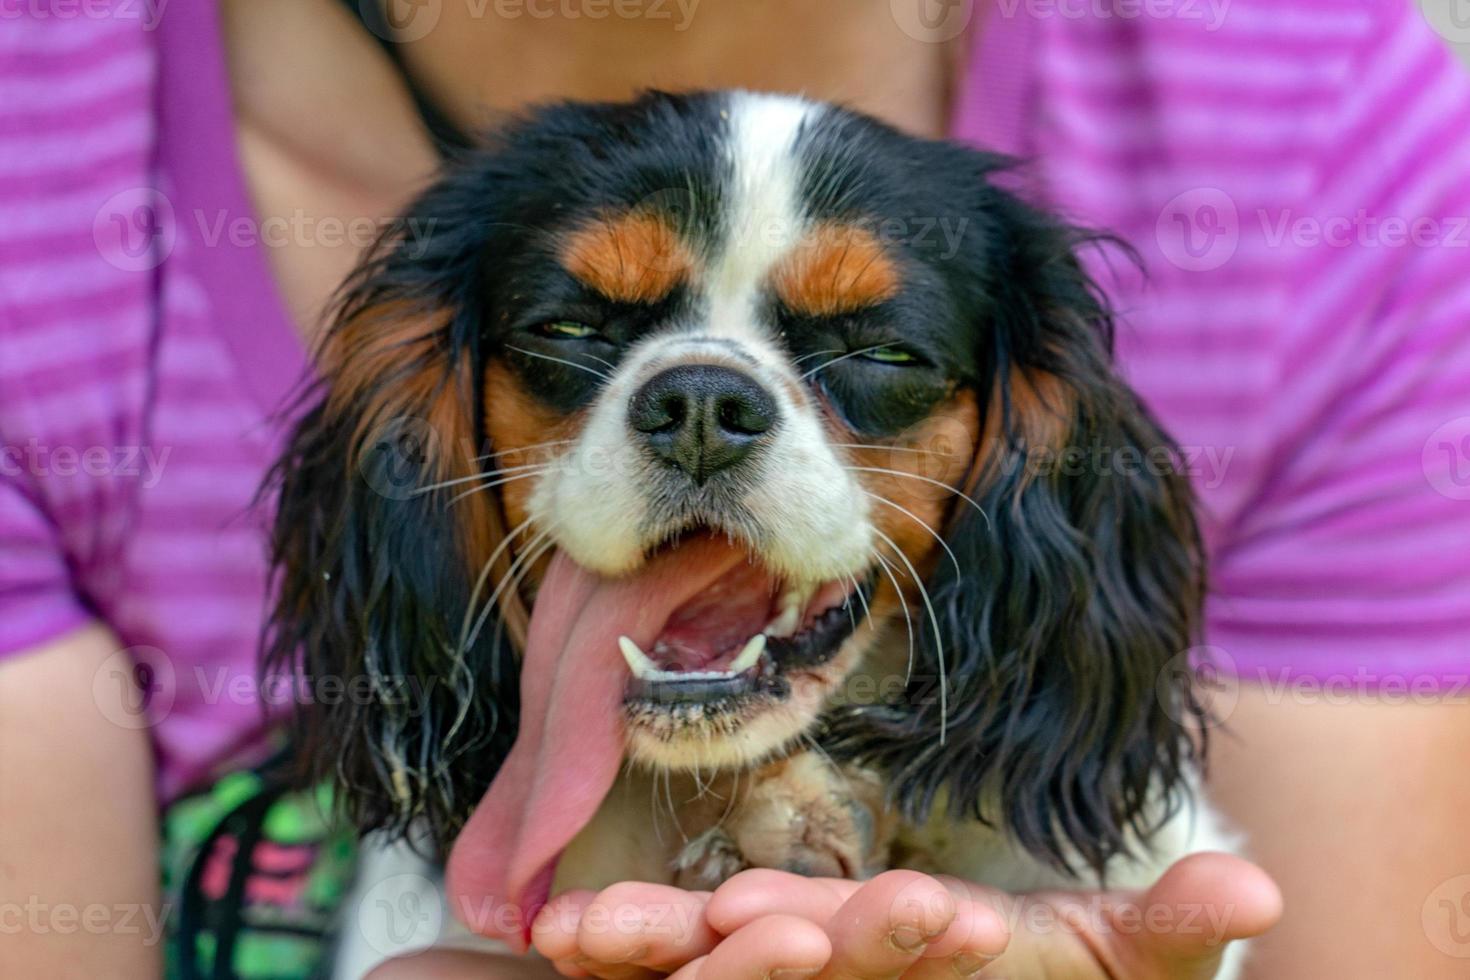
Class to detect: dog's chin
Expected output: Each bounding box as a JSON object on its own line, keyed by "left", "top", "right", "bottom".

{"left": 619, "top": 567, "right": 879, "bottom": 772}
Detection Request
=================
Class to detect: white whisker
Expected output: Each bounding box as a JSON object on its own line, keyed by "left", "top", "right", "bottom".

{"left": 506, "top": 345, "right": 614, "bottom": 382}
{"left": 463, "top": 525, "right": 556, "bottom": 653}
{"left": 871, "top": 527, "right": 948, "bottom": 742}
{"left": 412, "top": 460, "right": 548, "bottom": 497}
{"left": 790, "top": 347, "right": 844, "bottom": 365}
{"left": 830, "top": 442, "right": 952, "bottom": 458}
{"left": 456, "top": 514, "right": 537, "bottom": 657}
{"left": 473, "top": 439, "right": 576, "bottom": 462}
{"left": 860, "top": 490, "right": 962, "bottom": 579}
{"left": 845, "top": 465, "right": 990, "bottom": 531}
{"left": 799, "top": 343, "right": 895, "bottom": 380}
{"left": 447, "top": 468, "right": 547, "bottom": 506}
{"left": 871, "top": 549, "right": 915, "bottom": 683}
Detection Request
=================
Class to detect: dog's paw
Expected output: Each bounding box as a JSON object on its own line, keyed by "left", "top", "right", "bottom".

{"left": 726, "top": 753, "right": 892, "bottom": 880}
{"left": 672, "top": 827, "right": 750, "bottom": 889}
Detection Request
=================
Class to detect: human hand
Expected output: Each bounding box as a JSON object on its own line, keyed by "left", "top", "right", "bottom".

{"left": 532, "top": 853, "right": 1279, "bottom": 979}
{"left": 700, "top": 853, "right": 1281, "bottom": 979}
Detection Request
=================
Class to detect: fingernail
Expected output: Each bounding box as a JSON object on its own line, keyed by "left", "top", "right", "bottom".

{"left": 952, "top": 951, "right": 991, "bottom": 976}
{"left": 889, "top": 924, "right": 929, "bottom": 952}
{"left": 768, "top": 970, "right": 821, "bottom": 980}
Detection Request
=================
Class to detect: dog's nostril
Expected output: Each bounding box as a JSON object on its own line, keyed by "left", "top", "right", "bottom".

{"left": 629, "top": 364, "right": 779, "bottom": 482}
{"left": 716, "top": 394, "right": 772, "bottom": 436}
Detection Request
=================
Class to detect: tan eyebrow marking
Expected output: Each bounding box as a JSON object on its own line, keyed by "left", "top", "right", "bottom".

{"left": 559, "top": 211, "right": 693, "bottom": 304}
{"left": 772, "top": 222, "right": 900, "bottom": 316}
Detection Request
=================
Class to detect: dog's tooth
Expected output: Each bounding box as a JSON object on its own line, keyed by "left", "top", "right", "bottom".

{"left": 618, "top": 636, "right": 656, "bottom": 679}
{"left": 764, "top": 603, "right": 801, "bottom": 638}
{"left": 729, "top": 633, "right": 767, "bottom": 674}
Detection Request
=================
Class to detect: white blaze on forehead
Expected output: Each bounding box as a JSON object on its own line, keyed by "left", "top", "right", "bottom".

{"left": 706, "top": 92, "right": 819, "bottom": 338}
{"left": 532, "top": 91, "right": 872, "bottom": 585}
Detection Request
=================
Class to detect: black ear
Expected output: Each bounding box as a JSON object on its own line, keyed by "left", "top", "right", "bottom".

{"left": 262, "top": 186, "right": 522, "bottom": 852}
{"left": 829, "top": 194, "right": 1207, "bottom": 878}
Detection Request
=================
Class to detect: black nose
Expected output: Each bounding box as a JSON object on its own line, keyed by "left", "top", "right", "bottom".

{"left": 629, "top": 364, "right": 778, "bottom": 482}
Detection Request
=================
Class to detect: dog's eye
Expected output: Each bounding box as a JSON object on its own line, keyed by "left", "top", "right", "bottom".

{"left": 537, "top": 320, "right": 599, "bottom": 340}
{"left": 859, "top": 345, "right": 919, "bottom": 365}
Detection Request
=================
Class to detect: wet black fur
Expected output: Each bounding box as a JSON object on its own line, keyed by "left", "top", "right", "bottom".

{"left": 263, "top": 91, "right": 1207, "bottom": 873}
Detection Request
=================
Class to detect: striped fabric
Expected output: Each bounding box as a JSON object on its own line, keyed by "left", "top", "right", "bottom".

{"left": 1, "top": 0, "right": 1467, "bottom": 799}
{"left": 954, "top": 0, "right": 1470, "bottom": 686}
{"left": 0, "top": 1, "right": 305, "bottom": 799}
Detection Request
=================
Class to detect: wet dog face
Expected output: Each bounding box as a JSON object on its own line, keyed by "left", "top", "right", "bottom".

{"left": 471, "top": 94, "right": 986, "bottom": 770}
{"left": 268, "top": 90, "right": 1206, "bottom": 879}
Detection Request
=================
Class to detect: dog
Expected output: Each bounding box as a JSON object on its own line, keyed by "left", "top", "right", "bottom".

{"left": 264, "top": 89, "right": 1240, "bottom": 975}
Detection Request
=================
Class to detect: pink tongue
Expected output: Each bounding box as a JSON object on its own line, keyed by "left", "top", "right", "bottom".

{"left": 445, "top": 534, "right": 748, "bottom": 951}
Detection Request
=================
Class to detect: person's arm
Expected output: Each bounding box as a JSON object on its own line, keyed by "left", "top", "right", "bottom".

{"left": 0, "top": 624, "right": 163, "bottom": 977}
{"left": 1210, "top": 687, "right": 1470, "bottom": 978}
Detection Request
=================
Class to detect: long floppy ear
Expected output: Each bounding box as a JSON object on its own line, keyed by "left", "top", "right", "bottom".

{"left": 830, "top": 196, "right": 1207, "bottom": 879}
{"left": 262, "top": 198, "right": 522, "bottom": 852}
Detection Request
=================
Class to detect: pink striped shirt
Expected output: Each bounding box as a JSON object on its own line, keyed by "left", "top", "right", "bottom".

{"left": 3, "top": 0, "right": 1468, "bottom": 798}
{"left": 952, "top": 0, "right": 1470, "bottom": 686}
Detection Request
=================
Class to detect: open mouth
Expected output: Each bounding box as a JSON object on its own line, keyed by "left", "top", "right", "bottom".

{"left": 619, "top": 553, "right": 875, "bottom": 707}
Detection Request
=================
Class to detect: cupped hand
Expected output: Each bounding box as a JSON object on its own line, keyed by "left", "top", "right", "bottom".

{"left": 704, "top": 853, "right": 1280, "bottom": 979}
{"left": 531, "top": 853, "right": 1280, "bottom": 979}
